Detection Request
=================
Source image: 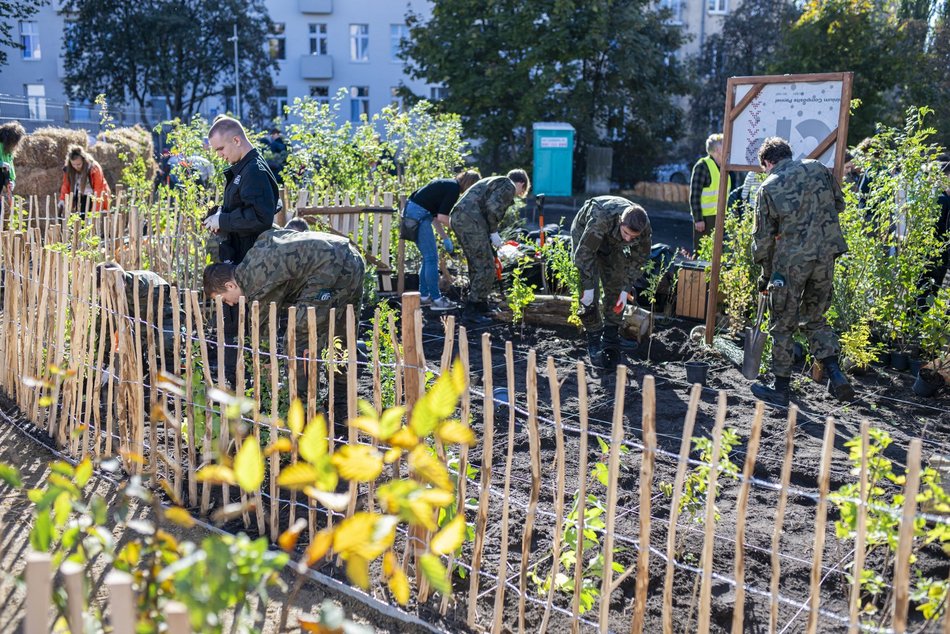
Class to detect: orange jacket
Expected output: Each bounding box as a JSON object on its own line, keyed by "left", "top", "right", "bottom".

{"left": 60, "top": 162, "right": 111, "bottom": 211}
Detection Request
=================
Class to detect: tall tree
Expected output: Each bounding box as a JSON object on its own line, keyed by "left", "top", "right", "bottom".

{"left": 687, "top": 0, "right": 800, "bottom": 153}
{"left": 0, "top": 0, "right": 49, "bottom": 66}
{"left": 401, "top": 0, "right": 688, "bottom": 185}
{"left": 61, "top": 0, "right": 276, "bottom": 126}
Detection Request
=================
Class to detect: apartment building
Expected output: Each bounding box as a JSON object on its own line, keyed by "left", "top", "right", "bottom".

{"left": 659, "top": 0, "right": 734, "bottom": 58}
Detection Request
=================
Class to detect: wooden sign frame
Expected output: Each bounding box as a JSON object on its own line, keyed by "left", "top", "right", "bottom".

{"left": 704, "top": 72, "right": 854, "bottom": 344}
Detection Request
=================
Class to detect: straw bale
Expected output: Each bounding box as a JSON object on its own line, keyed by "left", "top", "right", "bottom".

{"left": 30, "top": 127, "right": 89, "bottom": 161}
{"left": 91, "top": 141, "right": 122, "bottom": 186}
{"left": 14, "top": 166, "right": 63, "bottom": 202}
{"left": 14, "top": 134, "right": 63, "bottom": 170}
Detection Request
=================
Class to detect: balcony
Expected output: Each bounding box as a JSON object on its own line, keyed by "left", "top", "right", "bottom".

{"left": 298, "top": 0, "right": 332, "bottom": 13}
{"left": 300, "top": 55, "right": 333, "bottom": 79}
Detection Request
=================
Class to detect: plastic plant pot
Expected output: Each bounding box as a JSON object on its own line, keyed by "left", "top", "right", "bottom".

{"left": 912, "top": 369, "right": 943, "bottom": 397}
{"left": 685, "top": 361, "right": 709, "bottom": 386}
{"left": 890, "top": 352, "right": 910, "bottom": 372}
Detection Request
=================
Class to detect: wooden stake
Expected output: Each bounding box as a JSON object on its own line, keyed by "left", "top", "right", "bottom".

{"left": 24, "top": 552, "right": 51, "bottom": 634}
{"left": 571, "top": 362, "right": 590, "bottom": 634}
{"left": 165, "top": 601, "right": 191, "bottom": 634}
{"left": 402, "top": 292, "right": 422, "bottom": 413}
{"left": 730, "top": 401, "right": 764, "bottom": 634}
{"left": 268, "top": 301, "right": 280, "bottom": 539}
{"left": 441, "top": 324, "right": 469, "bottom": 616}
{"left": 191, "top": 291, "right": 214, "bottom": 515}
{"left": 661, "top": 383, "right": 702, "bottom": 634}
{"left": 518, "top": 350, "right": 542, "bottom": 633}
{"left": 251, "top": 301, "right": 266, "bottom": 536}
{"left": 848, "top": 421, "right": 870, "bottom": 634}
{"left": 630, "top": 375, "right": 657, "bottom": 632}
{"left": 539, "top": 356, "right": 566, "bottom": 634}
{"left": 307, "top": 306, "right": 318, "bottom": 538}
{"left": 62, "top": 560, "right": 84, "bottom": 634}
{"left": 599, "top": 365, "right": 628, "bottom": 632}
{"left": 215, "top": 297, "right": 230, "bottom": 508}
{"left": 805, "top": 417, "right": 836, "bottom": 634}
{"left": 345, "top": 304, "right": 359, "bottom": 521}
{"left": 467, "top": 333, "right": 494, "bottom": 628}
{"left": 287, "top": 306, "right": 298, "bottom": 528}
{"left": 697, "top": 391, "right": 728, "bottom": 634}
{"left": 892, "top": 438, "right": 922, "bottom": 631}
{"left": 769, "top": 406, "right": 797, "bottom": 634}
{"left": 105, "top": 569, "right": 135, "bottom": 634}
{"left": 490, "top": 340, "right": 517, "bottom": 634}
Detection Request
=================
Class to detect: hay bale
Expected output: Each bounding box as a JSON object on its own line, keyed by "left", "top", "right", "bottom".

{"left": 14, "top": 166, "right": 63, "bottom": 203}
{"left": 30, "top": 126, "right": 89, "bottom": 161}
{"left": 91, "top": 141, "right": 122, "bottom": 187}
{"left": 97, "top": 125, "right": 157, "bottom": 184}
{"left": 15, "top": 134, "right": 63, "bottom": 170}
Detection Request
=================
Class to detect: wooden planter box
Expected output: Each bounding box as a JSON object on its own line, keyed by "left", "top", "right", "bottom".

{"left": 675, "top": 263, "right": 709, "bottom": 321}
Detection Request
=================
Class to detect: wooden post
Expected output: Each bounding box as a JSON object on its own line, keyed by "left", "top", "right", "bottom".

{"left": 191, "top": 291, "right": 214, "bottom": 515}
{"left": 166, "top": 601, "right": 191, "bottom": 634}
{"left": 105, "top": 569, "right": 136, "bottom": 634}
{"left": 401, "top": 293, "right": 423, "bottom": 412}
{"left": 848, "top": 421, "right": 870, "bottom": 634}
{"left": 892, "top": 438, "right": 923, "bottom": 631}
{"left": 806, "top": 417, "right": 836, "bottom": 634}
{"left": 215, "top": 297, "right": 230, "bottom": 508}
{"left": 571, "top": 361, "right": 590, "bottom": 634}
{"left": 24, "top": 552, "right": 51, "bottom": 634}
{"left": 268, "top": 302, "right": 280, "bottom": 538}
{"left": 730, "top": 402, "right": 764, "bottom": 634}
{"left": 62, "top": 560, "right": 85, "bottom": 634}
{"left": 631, "top": 375, "right": 657, "bottom": 633}
{"left": 467, "top": 333, "right": 494, "bottom": 628}
{"left": 661, "top": 383, "right": 702, "bottom": 634}
{"left": 345, "top": 305, "right": 359, "bottom": 521}
{"left": 251, "top": 301, "right": 266, "bottom": 536}
{"left": 697, "top": 391, "right": 728, "bottom": 634}
{"left": 539, "top": 356, "right": 566, "bottom": 634}
{"left": 518, "top": 350, "right": 542, "bottom": 633}
{"left": 769, "top": 406, "right": 798, "bottom": 633}
{"left": 490, "top": 341, "right": 517, "bottom": 634}
{"left": 598, "top": 365, "right": 628, "bottom": 632}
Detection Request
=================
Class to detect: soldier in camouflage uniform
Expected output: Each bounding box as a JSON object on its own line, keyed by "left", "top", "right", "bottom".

{"left": 571, "top": 196, "right": 652, "bottom": 369}
{"left": 751, "top": 137, "right": 855, "bottom": 406}
{"left": 450, "top": 169, "right": 530, "bottom": 326}
{"left": 202, "top": 229, "right": 365, "bottom": 400}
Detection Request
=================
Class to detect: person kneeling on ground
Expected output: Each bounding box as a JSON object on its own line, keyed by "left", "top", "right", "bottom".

{"left": 404, "top": 170, "right": 481, "bottom": 311}
{"left": 59, "top": 146, "right": 111, "bottom": 217}
{"left": 571, "top": 196, "right": 652, "bottom": 370}
{"left": 449, "top": 169, "right": 530, "bottom": 326}
{"left": 750, "top": 137, "right": 855, "bottom": 406}
{"left": 202, "top": 228, "right": 365, "bottom": 404}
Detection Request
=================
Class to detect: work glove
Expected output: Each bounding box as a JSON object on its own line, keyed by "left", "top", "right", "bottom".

{"left": 56, "top": 200, "right": 65, "bottom": 213}
{"left": 580, "top": 288, "right": 595, "bottom": 306}
{"left": 757, "top": 273, "right": 770, "bottom": 293}
{"left": 613, "top": 291, "right": 629, "bottom": 314}
{"left": 203, "top": 212, "right": 221, "bottom": 232}
{"left": 442, "top": 237, "right": 454, "bottom": 254}
{"left": 490, "top": 232, "right": 503, "bottom": 248}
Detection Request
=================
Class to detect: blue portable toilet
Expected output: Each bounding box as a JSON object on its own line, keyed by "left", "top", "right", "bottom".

{"left": 532, "top": 122, "right": 575, "bottom": 196}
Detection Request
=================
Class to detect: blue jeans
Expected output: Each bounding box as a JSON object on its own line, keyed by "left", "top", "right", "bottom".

{"left": 405, "top": 200, "right": 441, "bottom": 300}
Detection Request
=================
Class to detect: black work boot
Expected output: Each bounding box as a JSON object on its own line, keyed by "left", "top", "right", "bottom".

{"left": 822, "top": 356, "right": 856, "bottom": 401}
{"left": 751, "top": 375, "right": 791, "bottom": 407}
{"left": 586, "top": 330, "right": 604, "bottom": 367}
{"left": 601, "top": 326, "right": 622, "bottom": 371}
{"left": 463, "top": 301, "right": 493, "bottom": 327}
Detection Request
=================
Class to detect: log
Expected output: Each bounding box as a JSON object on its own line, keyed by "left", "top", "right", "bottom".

{"left": 496, "top": 294, "right": 577, "bottom": 327}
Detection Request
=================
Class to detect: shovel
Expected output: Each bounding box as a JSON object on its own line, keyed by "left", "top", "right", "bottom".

{"left": 742, "top": 293, "right": 768, "bottom": 380}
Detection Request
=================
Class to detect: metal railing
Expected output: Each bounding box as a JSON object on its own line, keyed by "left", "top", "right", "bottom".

{"left": 0, "top": 93, "right": 163, "bottom": 131}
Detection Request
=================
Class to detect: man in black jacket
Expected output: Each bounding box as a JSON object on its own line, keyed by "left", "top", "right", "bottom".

{"left": 204, "top": 115, "right": 280, "bottom": 264}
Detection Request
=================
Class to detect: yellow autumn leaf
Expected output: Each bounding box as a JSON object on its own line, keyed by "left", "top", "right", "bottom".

{"left": 276, "top": 463, "right": 319, "bottom": 490}
{"left": 379, "top": 406, "right": 406, "bottom": 440}
{"left": 299, "top": 414, "right": 328, "bottom": 464}
{"left": 408, "top": 445, "right": 452, "bottom": 491}
{"left": 332, "top": 513, "right": 376, "bottom": 556}
{"left": 265, "top": 437, "right": 293, "bottom": 457}
{"left": 278, "top": 518, "right": 308, "bottom": 552}
{"left": 350, "top": 416, "right": 381, "bottom": 439}
{"left": 419, "top": 553, "right": 451, "bottom": 595}
{"left": 430, "top": 514, "right": 466, "bottom": 556}
{"left": 389, "top": 426, "right": 419, "bottom": 450}
{"left": 330, "top": 445, "right": 383, "bottom": 482}
{"left": 196, "top": 464, "right": 236, "bottom": 485}
{"left": 406, "top": 498, "right": 438, "bottom": 531}
{"left": 382, "top": 550, "right": 397, "bottom": 578}
{"left": 234, "top": 439, "right": 265, "bottom": 493}
{"left": 418, "top": 487, "right": 455, "bottom": 508}
{"left": 436, "top": 420, "right": 475, "bottom": 445}
{"left": 389, "top": 567, "right": 410, "bottom": 605}
{"left": 312, "top": 455, "right": 339, "bottom": 492}
{"left": 288, "top": 399, "right": 305, "bottom": 436}
{"left": 346, "top": 555, "right": 370, "bottom": 590}
{"left": 383, "top": 447, "right": 402, "bottom": 464}
{"left": 303, "top": 487, "right": 351, "bottom": 512}
{"left": 164, "top": 506, "right": 195, "bottom": 529}
{"left": 304, "top": 529, "right": 334, "bottom": 565}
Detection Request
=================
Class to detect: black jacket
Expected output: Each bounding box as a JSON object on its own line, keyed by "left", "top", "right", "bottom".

{"left": 219, "top": 148, "right": 280, "bottom": 263}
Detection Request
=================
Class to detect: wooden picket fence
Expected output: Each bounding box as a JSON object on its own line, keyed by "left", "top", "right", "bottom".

{"left": 0, "top": 200, "right": 947, "bottom": 632}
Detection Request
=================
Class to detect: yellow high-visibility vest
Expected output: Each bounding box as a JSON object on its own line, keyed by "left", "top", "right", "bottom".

{"left": 700, "top": 156, "right": 731, "bottom": 217}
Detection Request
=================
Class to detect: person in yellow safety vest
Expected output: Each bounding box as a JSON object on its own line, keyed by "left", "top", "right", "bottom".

{"left": 689, "top": 133, "right": 733, "bottom": 255}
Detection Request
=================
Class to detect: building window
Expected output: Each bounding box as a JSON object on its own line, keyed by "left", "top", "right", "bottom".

{"left": 26, "top": 84, "right": 46, "bottom": 119}
{"left": 310, "top": 85, "right": 330, "bottom": 104}
{"left": 390, "top": 24, "right": 408, "bottom": 62}
{"left": 269, "top": 23, "right": 286, "bottom": 60}
{"left": 350, "top": 24, "right": 369, "bottom": 62}
{"left": 429, "top": 86, "right": 448, "bottom": 101}
{"left": 390, "top": 86, "right": 405, "bottom": 110}
{"left": 708, "top": 0, "right": 728, "bottom": 14}
{"left": 309, "top": 23, "right": 328, "bottom": 55}
{"left": 658, "top": 0, "right": 683, "bottom": 23}
{"left": 20, "top": 21, "right": 40, "bottom": 60}
{"left": 350, "top": 86, "right": 369, "bottom": 122}
{"left": 269, "top": 87, "right": 288, "bottom": 119}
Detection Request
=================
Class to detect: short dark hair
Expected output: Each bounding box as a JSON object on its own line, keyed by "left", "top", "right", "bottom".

{"left": 758, "top": 137, "right": 793, "bottom": 167}
{"left": 284, "top": 217, "right": 310, "bottom": 232}
{"left": 507, "top": 168, "right": 530, "bottom": 190}
{"left": 203, "top": 262, "right": 237, "bottom": 296}
{"left": 621, "top": 204, "right": 649, "bottom": 233}
{"left": 269, "top": 128, "right": 281, "bottom": 135}
{"left": 0, "top": 121, "right": 26, "bottom": 156}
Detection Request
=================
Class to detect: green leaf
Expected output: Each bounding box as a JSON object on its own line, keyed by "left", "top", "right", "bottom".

{"left": 30, "top": 512, "right": 53, "bottom": 551}
{"left": 300, "top": 414, "right": 328, "bottom": 464}
{"left": 74, "top": 458, "right": 93, "bottom": 488}
{"left": 419, "top": 552, "right": 451, "bottom": 595}
{"left": 0, "top": 464, "right": 22, "bottom": 488}
{"left": 234, "top": 439, "right": 265, "bottom": 492}
{"left": 288, "top": 399, "right": 305, "bottom": 436}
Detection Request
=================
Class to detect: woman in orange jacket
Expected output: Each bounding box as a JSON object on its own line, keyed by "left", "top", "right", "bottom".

{"left": 59, "top": 145, "right": 111, "bottom": 216}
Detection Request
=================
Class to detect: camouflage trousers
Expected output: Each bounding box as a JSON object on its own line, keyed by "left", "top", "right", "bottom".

{"left": 451, "top": 209, "right": 495, "bottom": 303}
{"left": 573, "top": 252, "right": 629, "bottom": 332}
{"left": 768, "top": 257, "right": 840, "bottom": 377}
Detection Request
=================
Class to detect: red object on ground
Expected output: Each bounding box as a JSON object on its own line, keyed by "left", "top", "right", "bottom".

{"left": 495, "top": 257, "right": 502, "bottom": 280}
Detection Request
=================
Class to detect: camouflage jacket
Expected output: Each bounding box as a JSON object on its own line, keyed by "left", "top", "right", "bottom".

{"left": 234, "top": 229, "right": 362, "bottom": 319}
{"left": 571, "top": 196, "right": 653, "bottom": 291}
{"left": 753, "top": 158, "right": 847, "bottom": 277}
{"left": 450, "top": 176, "right": 516, "bottom": 233}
